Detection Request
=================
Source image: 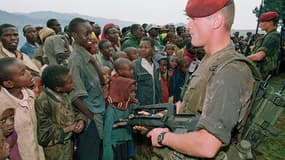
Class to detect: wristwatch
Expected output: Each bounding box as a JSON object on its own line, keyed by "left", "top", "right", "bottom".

{"left": 157, "top": 132, "right": 167, "bottom": 146}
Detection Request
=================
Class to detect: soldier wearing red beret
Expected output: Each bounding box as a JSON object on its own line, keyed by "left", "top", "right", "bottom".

{"left": 146, "top": 0, "right": 258, "bottom": 159}
{"left": 248, "top": 11, "right": 280, "bottom": 79}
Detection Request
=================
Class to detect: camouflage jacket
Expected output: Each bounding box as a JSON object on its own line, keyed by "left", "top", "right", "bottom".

{"left": 35, "top": 87, "right": 85, "bottom": 160}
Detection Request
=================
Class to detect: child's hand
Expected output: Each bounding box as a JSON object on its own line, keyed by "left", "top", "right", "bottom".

{"left": 73, "top": 120, "right": 84, "bottom": 133}
{"left": 63, "top": 123, "right": 76, "bottom": 133}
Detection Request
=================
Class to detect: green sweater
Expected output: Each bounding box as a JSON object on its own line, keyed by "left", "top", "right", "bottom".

{"left": 103, "top": 104, "right": 136, "bottom": 160}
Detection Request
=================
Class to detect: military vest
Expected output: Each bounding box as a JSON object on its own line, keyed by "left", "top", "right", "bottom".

{"left": 180, "top": 46, "right": 260, "bottom": 115}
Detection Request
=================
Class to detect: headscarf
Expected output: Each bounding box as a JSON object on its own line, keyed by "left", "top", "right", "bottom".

{"left": 107, "top": 76, "right": 136, "bottom": 110}
{"left": 101, "top": 23, "right": 115, "bottom": 40}
{"left": 100, "top": 23, "right": 120, "bottom": 51}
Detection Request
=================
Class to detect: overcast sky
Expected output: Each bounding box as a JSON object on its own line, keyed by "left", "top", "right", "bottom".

{"left": 1, "top": 0, "right": 261, "bottom": 29}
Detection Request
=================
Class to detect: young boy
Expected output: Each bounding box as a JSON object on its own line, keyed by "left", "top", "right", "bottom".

{"left": 0, "top": 57, "right": 45, "bottom": 160}
{"left": 35, "top": 65, "right": 85, "bottom": 160}
{"left": 103, "top": 76, "right": 137, "bottom": 160}
{"left": 133, "top": 37, "right": 162, "bottom": 106}
{"left": 68, "top": 17, "right": 105, "bottom": 160}
{"left": 154, "top": 54, "right": 169, "bottom": 103}
{"left": 169, "top": 59, "right": 190, "bottom": 103}
{"left": 0, "top": 102, "right": 21, "bottom": 160}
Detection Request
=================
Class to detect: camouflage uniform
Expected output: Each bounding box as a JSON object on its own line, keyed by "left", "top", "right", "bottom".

{"left": 154, "top": 44, "right": 257, "bottom": 160}
{"left": 35, "top": 87, "right": 85, "bottom": 160}
{"left": 252, "top": 29, "right": 280, "bottom": 79}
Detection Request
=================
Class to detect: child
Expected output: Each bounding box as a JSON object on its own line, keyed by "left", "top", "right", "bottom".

{"left": 167, "top": 55, "right": 178, "bottom": 81}
{"left": 0, "top": 103, "right": 21, "bottom": 160}
{"left": 154, "top": 54, "right": 169, "bottom": 103}
{"left": 124, "top": 47, "right": 138, "bottom": 61}
{"left": 36, "top": 65, "right": 85, "bottom": 160}
{"left": 103, "top": 76, "right": 137, "bottom": 160}
{"left": 0, "top": 129, "right": 10, "bottom": 160}
{"left": 133, "top": 37, "right": 162, "bottom": 106}
{"left": 32, "top": 76, "right": 42, "bottom": 97}
{"left": 164, "top": 43, "right": 178, "bottom": 56}
{"left": 0, "top": 57, "right": 45, "bottom": 160}
{"left": 114, "top": 58, "right": 133, "bottom": 79}
{"left": 101, "top": 66, "right": 112, "bottom": 98}
{"left": 169, "top": 59, "right": 190, "bottom": 103}
{"left": 112, "top": 51, "right": 128, "bottom": 61}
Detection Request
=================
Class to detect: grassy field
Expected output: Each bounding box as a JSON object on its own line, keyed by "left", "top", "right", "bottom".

{"left": 256, "top": 73, "right": 285, "bottom": 160}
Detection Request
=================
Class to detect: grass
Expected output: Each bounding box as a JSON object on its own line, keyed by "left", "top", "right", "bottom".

{"left": 256, "top": 73, "right": 285, "bottom": 160}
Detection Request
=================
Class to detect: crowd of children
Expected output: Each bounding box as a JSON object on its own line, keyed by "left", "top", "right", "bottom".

{"left": 0, "top": 17, "right": 205, "bottom": 160}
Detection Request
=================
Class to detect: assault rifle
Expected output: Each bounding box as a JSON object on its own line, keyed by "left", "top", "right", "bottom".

{"left": 113, "top": 103, "right": 199, "bottom": 133}
{"left": 242, "top": 0, "right": 264, "bottom": 56}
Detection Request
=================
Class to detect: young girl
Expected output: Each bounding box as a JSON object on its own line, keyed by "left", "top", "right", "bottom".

{"left": 101, "top": 66, "right": 112, "bottom": 100}
{"left": 164, "top": 43, "right": 178, "bottom": 56}
{"left": 167, "top": 55, "right": 178, "bottom": 82}
{"left": 0, "top": 103, "right": 21, "bottom": 160}
{"left": 0, "top": 129, "right": 10, "bottom": 160}
{"left": 103, "top": 76, "right": 137, "bottom": 160}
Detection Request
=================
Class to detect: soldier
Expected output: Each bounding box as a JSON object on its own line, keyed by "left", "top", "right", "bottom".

{"left": 146, "top": 0, "right": 258, "bottom": 159}
{"left": 247, "top": 11, "right": 280, "bottom": 79}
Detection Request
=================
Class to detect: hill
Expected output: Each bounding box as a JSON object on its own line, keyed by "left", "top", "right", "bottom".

{"left": 0, "top": 10, "right": 135, "bottom": 46}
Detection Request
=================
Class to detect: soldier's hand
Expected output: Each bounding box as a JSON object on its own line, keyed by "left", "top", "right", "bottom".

{"left": 147, "top": 128, "right": 170, "bottom": 147}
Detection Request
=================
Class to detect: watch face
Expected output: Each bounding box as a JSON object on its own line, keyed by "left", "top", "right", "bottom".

{"left": 157, "top": 132, "right": 166, "bottom": 145}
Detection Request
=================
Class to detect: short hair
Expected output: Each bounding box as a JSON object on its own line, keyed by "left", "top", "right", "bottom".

{"left": 140, "top": 36, "right": 155, "bottom": 48}
{"left": 121, "top": 26, "right": 130, "bottom": 35}
{"left": 46, "top": 19, "right": 58, "bottom": 28}
{"left": 177, "top": 58, "right": 190, "bottom": 69}
{"left": 114, "top": 58, "right": 131, "bottom": 72}
{"left": 41, "top": 65, "right": 70, "bottom": 90}
{"left": 0, "top": 24, "right": 16, "bottom": 36}
{"left": 98, "top": 39, "right": 109, "bottom": 50}
{"left": 0, "top": 57, "right": 18, "bottom": 85}
{"left": 124, "top": 47, "right": 137, "bottom": 54}
{"left": 130, "top": 24, "right": 141, "bottom": 34}
{"left": 35, "top": 26, "right": 43, "bottom": 31}
{"left": 220, "top": 1, "right": 235, "bottom": 31}
{"left": 113, "top": 51, "right": 127, "bottom": 61}
{"left": 22, "top": 25, "right": 33, "bottom": 34}
{"left": 69, "top": 17, "right": 88, "bottom": 33}
{"left": 176, "top": 26, "right": 185, "bottom": 34}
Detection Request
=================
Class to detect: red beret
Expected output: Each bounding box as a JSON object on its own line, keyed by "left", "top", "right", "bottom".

{"left": 259, "top": 11, "right": 279, "bottom": 22}
{"left": 185, "top": 0, "right": 229, "bottom": 18}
